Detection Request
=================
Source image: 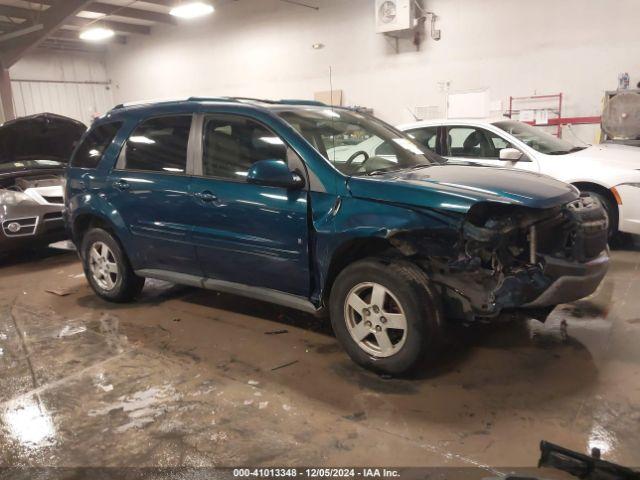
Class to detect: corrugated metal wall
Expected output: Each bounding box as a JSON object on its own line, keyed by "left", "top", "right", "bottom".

{"left": 11, "top": 80, "right": 114, "bottom": 126}
{"left": 9, "top": 51, "right": 113, "bottom": 126}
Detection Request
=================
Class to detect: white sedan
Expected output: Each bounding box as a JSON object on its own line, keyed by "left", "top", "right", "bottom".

{"left": 392, "top": 119, "right": 640, "bottom": 237}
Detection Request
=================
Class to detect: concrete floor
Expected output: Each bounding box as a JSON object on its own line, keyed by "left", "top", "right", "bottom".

{"left": 0, "top": 241, "right": 639, "bottom": 478}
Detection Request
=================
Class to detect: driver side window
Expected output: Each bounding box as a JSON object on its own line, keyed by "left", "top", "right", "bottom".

{"left": 375, "top": 141, "right": 395, "bottom": 156}
{"left": 446, "top": 126, "right": 514, "bottom": 159}
{"left": 406, "top": 127, "right": 438, "bottom": 152}
{"left": 202, "top": 115, "right": 289, "bottom": 181}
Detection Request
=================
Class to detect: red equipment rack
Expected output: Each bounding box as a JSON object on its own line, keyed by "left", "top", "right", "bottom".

{"left": 507, "top": 93, "right": 601, "bottom": 138}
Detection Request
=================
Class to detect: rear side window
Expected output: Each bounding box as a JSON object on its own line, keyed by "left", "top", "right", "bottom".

{"left": 202, "top": 115, "right": 288, "bottom": 181}
{"left": 71, "top": 121, "right": 122, "bottom": 168}
{"left": 124, "top": 115, "right": 192, "bottom": 173}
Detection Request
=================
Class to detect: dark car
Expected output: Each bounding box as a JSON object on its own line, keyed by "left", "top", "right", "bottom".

{"left": 65, "top": 98, "right": 609, "bottom": 374}
{"left": 0, "top": 113, "right": 86, "bottom": 252}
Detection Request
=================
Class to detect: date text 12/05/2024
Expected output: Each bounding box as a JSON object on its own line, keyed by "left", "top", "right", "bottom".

{"left": 233, "top": 469, "right": 401, "bottom": 478}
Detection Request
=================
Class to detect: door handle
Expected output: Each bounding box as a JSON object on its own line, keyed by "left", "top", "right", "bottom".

{"left": 194, "top": 191, "right": 218, "bottom": 202}
{"left": 113, "top": 180, "right": 131, "bottom": 191}
{"left": 81, "top": 172, "right": 91, "bottom": 190}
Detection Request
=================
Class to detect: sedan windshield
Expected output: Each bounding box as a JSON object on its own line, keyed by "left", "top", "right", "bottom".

{"left": 278, "top": 108, "right": 444, "bottom": 176}
{"left": 493, "top": 120, "right": 585, "bottom": 155}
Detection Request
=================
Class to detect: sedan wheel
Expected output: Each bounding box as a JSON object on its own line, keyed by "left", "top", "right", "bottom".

{"left": 344, "top": 282, "right": 408, "bottom": 358}
{"left": 89, "top": 241, "right": 119, "bottom": 291}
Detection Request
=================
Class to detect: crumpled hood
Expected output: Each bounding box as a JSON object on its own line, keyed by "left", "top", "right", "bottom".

{"left": 347, "top": 164, "right": 579, "bottom": 212}
{"left": 564, "top": 143, "right": 640, "bottom": 169}
{"left": 0, "top": 113, "right": 86, "bottom": 165}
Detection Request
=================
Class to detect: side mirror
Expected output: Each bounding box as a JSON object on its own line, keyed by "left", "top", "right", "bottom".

{"left": 499, "top": 148, "right": 524, "bottom": 161}
{"left": 247, "top": 159, "right": 305, "bottom": 189}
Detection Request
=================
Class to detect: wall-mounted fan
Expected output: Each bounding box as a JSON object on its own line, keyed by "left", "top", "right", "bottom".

{"left": 374, "top": 0, "right": 414, "bottom": 33}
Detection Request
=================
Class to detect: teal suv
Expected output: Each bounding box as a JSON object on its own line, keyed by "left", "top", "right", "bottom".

{"left": 65, "top": 98, "right": 609, "bottom": 374}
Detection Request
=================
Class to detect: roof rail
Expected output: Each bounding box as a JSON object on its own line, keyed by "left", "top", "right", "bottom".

{"left": 112, "top": 97, "right": 192, "bottom": 109}
{"left": 228, "top": 97, "right": 327, "bottom": 107}
{"left": 111, "top": 96, "right": 327, "bottom": 110}
{"left": 277, "top": 99, "right": 327, "bottom": 106}
{"left": 187, "top": 96, "right": 241, "bottom": 103}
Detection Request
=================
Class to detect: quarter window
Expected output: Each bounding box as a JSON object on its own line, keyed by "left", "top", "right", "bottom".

{"left": 124, "top": 116, "right": 192, "bottom": 173}
{"left": 71, "top": 121, "right": 122, "bottom": 168}
{"left": 202, "top": 115, "right": 288, "bottom": 181}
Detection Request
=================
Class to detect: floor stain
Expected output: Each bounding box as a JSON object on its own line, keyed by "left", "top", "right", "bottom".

{"left": 0, "top": 244, "right": 639, "bottom": 469}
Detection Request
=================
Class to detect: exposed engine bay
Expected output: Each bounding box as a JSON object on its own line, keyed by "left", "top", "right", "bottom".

{"left": 389, "top": 195, "right": 609, "bottom": 322}
{"left": 0, "top": 174, "right": 64, "bottom": 206}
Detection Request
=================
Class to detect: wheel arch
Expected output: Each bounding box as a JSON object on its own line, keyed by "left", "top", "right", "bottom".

{"left": 72, "top": 213, "right": 116, "bottom": 246}
{"left": 321, "top": 236, "right": 401, "bottom": 306}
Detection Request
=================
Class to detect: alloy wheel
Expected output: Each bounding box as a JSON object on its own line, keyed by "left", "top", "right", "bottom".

{"left": 344, "top": 282, "right": 408, "bottom": 358}
{"left": 89, "top": 241, "right": 119, "bottom": 291}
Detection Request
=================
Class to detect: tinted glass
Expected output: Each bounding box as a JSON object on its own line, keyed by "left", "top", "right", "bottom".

{"left": 407, "top": 127, "right": 438, "bottom": 151}
{"left": 71, "top": 122, "right": 122, "bottom": 168}
{"left": 202, "top": 116, "right": 287, "bottom": 181}
{"left": 447, "top": 127, "right": 480, "bottom": 157}
{"left": 125, "top": 116, "right": 192, "bottom": 173}
{"left": 445, "top": 126, "right": 513, "bottom": 159}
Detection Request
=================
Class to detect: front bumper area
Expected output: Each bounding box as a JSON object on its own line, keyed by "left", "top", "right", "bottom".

{"left": 616, "top": 184, "right": 640, "bottom": 236}
{"left": 430, "top": 195, "right": 610, "bottom": 322}
{"left": 523, "top": 252, "right": 609, "bottom": 308}
{"left": 0, "top": 203, "right": 67, "bottom": 252}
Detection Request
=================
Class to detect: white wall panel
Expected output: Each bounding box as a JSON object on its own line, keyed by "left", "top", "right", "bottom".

{"left": 9, "top": 51, "right": 113, "bottom": 125}
{"left": 106, "top": 0, "right": 640, "bottom": 142}
{"left": 11, "top": 80, "right": 114, "bottom": 126}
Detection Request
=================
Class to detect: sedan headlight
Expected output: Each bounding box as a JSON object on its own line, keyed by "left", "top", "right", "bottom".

{"left": 0, "top": 189, "right": 33, "bottom": 206}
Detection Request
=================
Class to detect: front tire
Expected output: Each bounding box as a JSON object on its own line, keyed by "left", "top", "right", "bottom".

{"left": 584, "top": 190, "right": 618, "bottom": 239}
{"left": 81, "top": 228, "right": 145, "bottom": 303}
{"left": 329, "top": 258, "right": 443, "bottom": 375}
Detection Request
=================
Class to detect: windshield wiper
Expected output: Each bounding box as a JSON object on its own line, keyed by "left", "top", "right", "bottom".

{"left": 366, "top": 163, "right": 433, "bottom": 176}
{"left": 366, "top": 169, "right": 394, "bottom": 176}
{"left": 547, "top": 146, "right": 586, "bottom": 155}
{"left": 406, "top": 163, "right": 433, "bottom": 170}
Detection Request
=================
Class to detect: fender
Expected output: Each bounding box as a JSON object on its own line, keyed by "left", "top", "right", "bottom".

{"left": 312, "top": 194, "right": 463, "bottom": 305}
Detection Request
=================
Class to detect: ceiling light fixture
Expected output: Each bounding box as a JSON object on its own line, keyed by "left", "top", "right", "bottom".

{"left": 170, "top": 2, "right": 215, "bottom": 19}
{"left": 79, "top": 26, "right": 115, "bottom": 42}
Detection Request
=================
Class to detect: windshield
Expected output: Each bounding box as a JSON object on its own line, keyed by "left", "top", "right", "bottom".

{"left": 277, "top": 108, "right": 444, "bottom": 176}
{"left": 493, "top": 120, "right": 584, "bottom": 155}
{"left": 0, "top": 159, "right": 64, "bottom": 173}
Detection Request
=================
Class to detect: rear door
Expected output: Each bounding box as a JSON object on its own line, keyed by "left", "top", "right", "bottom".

{"left": 107, "top": 114, "right": 201, "bottom": 275}
{"left": 188, "top": 113, "right": 311, "bottom": 297}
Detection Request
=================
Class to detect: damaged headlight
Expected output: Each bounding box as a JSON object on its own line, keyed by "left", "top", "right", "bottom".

{"left": 0, "top": 189, "right": 34, "bottom": 206}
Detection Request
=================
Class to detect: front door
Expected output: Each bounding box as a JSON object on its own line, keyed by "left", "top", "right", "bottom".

{"left": 443, "top": 125, "right": 539, "bottom": 172}
{"left": 107, "top": 114, "right": 201, "bottom": 275}
{"left": 189, "top": 113, "right": 310, "bottom": 297}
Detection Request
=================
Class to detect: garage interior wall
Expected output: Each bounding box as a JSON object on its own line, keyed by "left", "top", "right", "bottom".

{"left": 9, "top": 51, "right": 113, "bottom": 126}
{"left": 101, "top": 0, "right": 640, "bottom": 143}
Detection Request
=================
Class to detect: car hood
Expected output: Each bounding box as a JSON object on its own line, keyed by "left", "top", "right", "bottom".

{"left": 347, "top": 164, "right": 579, "bottom": 212}
{"left": 564, "top": 143, "right": 640, "bottom": 169}
{"left": 0, "top": 113, "right": 86, "bottom": 165}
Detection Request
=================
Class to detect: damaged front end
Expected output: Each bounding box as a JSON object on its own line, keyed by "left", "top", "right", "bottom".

{"left": 391, "top": 195, "right": 610, "bottom": 322}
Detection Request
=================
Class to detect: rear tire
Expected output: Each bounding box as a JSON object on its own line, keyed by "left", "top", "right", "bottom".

{"left": 329, "top": 258, "right": 443, "bottom": 376}
{"left": 81, "top": 228, "right": 145, "bottom": 303}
